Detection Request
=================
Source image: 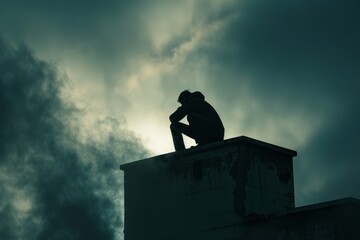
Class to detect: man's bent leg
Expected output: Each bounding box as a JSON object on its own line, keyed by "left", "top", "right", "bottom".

{"left": 170, "top": 123, "right": 186, "bottom": 151}
{"left": 187, "top": 114, "right": 224, "bottom": 145}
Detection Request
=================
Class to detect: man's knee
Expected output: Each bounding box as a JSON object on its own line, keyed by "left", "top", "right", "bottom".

{"left": 170, "top": 122, "right": 178, "bottom": 131}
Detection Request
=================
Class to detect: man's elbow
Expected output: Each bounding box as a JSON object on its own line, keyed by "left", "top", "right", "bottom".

{"left": 170, "top": 114, "right": 181, "bottom": 123}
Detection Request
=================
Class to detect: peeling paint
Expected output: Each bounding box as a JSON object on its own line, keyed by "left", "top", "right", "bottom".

{"left": 230, "top": 145, "right": 250, "bottom": 217}
{"left": 119, "top": 137, "right": 359, "bottom": 239}
{"left": 120, "top": 136, "right": 300, "bottom": 239}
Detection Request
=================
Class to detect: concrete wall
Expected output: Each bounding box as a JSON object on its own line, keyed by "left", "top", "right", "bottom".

{"left": 242, "top": 198, "right": 360, "bottom": 240}
{"left": 195, "top": 198, "right": 360, "bottom": 240}
{"left": 120, "top": 136, "right": 297, "bottom": 240}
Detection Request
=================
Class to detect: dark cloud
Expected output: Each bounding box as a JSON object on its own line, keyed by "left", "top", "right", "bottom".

{"left": 294, "top": 104, "right": 360, "bottom": 205}
{"left": 0, "top": 0, "right": 151, "bottom": 79}
{"left": 0, "top": 38, "right": 148, "bottom": 239}
{"left": 200, "top": 0, "right": 359, "bottom": 103}
{"left": 189, "top": 0, "right": 360, "bottom": 205}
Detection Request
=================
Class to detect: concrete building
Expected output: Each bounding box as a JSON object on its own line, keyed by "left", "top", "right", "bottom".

{"left": 120, "top": 136, "right": 360, "bottom": 239}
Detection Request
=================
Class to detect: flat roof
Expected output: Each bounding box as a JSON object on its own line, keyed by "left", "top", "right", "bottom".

{"left": 120, "top": 136, "right": 297, "bottom": 171}
{"left": 244, "top": 197, "right": 360, "bottom": 222}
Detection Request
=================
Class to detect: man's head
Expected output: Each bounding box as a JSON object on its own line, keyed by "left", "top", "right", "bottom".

{"left": 178, "top": 90, "right": 192, "bottom": 104}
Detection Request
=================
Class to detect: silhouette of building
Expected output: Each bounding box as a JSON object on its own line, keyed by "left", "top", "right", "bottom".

{"left": 120, "top": 136, "right": 360, "bottom": 239}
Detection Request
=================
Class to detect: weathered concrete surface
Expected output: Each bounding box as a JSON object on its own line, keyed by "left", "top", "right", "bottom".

{"left": 251, "top": 197, "right": 360, "bottom": 240}
{"left": 120, "top": 136, "right": 297, "bottom": 240}
{"left": 192, "top": 198, "right": 360, "bottom": 240}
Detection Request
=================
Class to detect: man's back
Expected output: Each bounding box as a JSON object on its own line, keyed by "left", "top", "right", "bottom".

{"left": 181, "top": 92, "right": 224, "bottom": 131}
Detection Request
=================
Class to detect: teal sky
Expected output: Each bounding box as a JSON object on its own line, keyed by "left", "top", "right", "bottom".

{"left": 1, "top": 0, "right": 359, "bottom": 239}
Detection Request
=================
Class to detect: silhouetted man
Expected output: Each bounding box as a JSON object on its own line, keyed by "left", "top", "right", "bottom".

{"left": 170, "top": 90, "right": 225, "bottom": 151}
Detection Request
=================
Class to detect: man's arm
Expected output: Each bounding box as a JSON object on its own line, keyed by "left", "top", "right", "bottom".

{"left": 169, "top": 106, "right": 187, "bottom": 123}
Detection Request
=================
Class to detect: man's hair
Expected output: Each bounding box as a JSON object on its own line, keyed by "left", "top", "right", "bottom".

{"left": 178, "top": 90, "right": 192, "bottom": 103}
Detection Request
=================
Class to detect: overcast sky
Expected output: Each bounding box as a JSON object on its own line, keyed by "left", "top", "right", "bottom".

{"left": 1, "top": 0, "right": 359, "bottom": 239}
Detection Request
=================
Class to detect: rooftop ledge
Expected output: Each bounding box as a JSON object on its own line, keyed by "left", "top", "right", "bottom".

{"left": 120, "top": 135, "right": 297, "bottom": 171}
